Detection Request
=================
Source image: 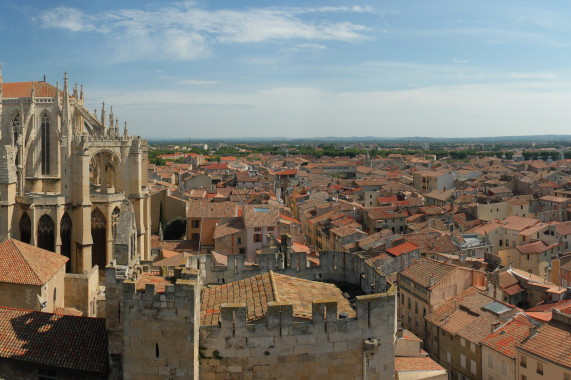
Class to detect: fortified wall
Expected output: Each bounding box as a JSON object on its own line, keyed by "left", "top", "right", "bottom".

{"left": 106, "top": 238, "right": 396, "bottom": 379}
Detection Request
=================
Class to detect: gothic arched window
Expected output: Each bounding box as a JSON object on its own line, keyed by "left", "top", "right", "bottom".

{"left": 11, "top": 114, "right": 21, "bottom": 165}
{"left": 19, "top": 213, "right": 31, "bottom": 244}
{"left": 37, "top": 214, "right": 55, "bottom": 252}
{"left": 41, "top": 113, "right": 50, "bottom": 175}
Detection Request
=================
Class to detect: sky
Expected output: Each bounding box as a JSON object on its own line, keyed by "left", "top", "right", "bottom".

{"left": 1, "top": 1, "right": 571, "bottom": 139}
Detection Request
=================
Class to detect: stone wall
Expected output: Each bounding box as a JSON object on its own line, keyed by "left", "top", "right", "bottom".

{"left": 64, "top": 265, "right": 99, "bottom": 316}
{"left": 199, "top": 288, "right": 396, "bottom": 380}
{"left": 189, "top": 248, "right": 387, "bottom": 294}
{"left": 119, "top": 270, "right": 200, "bottom": 380}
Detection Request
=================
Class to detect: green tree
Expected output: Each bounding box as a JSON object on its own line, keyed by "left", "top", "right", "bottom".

{"left": 159, "top": 201, "right": 166, "bottom": 236}
{"left": 164, "top": 217, "right": 187, "bottom": 240}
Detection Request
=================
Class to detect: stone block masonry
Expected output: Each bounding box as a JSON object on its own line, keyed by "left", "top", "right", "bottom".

{"left": 199, "top": 288, "right": 396, "bottom": 379}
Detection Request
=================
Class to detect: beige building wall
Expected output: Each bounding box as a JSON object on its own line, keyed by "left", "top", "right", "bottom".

{"left": 516, "top": 350, "right": 571, "bottom": 380}
{"left": 482, "top": 345, "right": 516, "bottom": 380}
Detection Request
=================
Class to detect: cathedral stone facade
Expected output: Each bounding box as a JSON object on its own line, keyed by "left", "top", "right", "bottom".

{"left": 0, "top": 66, "right": 151, "bottom": 277}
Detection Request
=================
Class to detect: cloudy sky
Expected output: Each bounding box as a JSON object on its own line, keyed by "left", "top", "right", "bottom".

{"left": 1, "top": 1, "right": 571, "bottom": 139}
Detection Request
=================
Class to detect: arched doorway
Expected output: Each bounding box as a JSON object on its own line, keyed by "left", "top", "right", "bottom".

{"left": 91, "top": 208, "right": 107, "bottom": 271}
{"left": 37, "top": 215, "right": 55, "bottom": 252}
{"left": 19, "top": 213, "right": 31, "bottom": 244}
{"left": 60, "top": 213, "right": 72, "bottom": 272}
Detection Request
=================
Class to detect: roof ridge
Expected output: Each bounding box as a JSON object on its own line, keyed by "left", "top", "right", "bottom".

{"left": 268, "top": 270, "right": 280, "bottom": 302}
{"left": 11, "top": 239, "right": 43, "bottom": 285}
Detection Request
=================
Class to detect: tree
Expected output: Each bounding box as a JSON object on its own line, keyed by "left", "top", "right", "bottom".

{"left": 159, "top": 201, "right": 166, "bottom": 237}
{"left": 164, "top": 217, "right": 186, "bottom": 240}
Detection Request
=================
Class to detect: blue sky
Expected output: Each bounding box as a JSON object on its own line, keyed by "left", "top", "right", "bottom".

{"left": 1, "top": 1, "right": 571, "bottom": 139}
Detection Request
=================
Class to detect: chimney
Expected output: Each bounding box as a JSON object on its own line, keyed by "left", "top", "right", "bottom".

{"left": 444, "top": 313, "right": 448, "bottom": 325}
{"left": 429, "top": 275, "right": 435, "bottom": 287}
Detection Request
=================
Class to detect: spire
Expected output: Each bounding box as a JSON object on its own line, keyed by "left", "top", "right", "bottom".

{"left": 55, "top": 81, "right": 60, "bottom": 105}
{"left": 101, "top": 101, "right": 106, "bottom": 134}
{"left": 73, "top": 82, "right": 78, "bottom": 99}
{"left": 94, "top": 109, "right": 97, "bottom": 119}
{"left": 109, "top": 106, "right": 114, "bottom": 128}
{"left": 31, "top": 82, "right": 35, "bottom": 101}
{"left": 80, "top": 84, "right": 84, "bottom": 101}
{"left": 124, "top": 121, "right": 128, "bottom": 137}
{"left": 115, "top": 118, "right": 119, "bottom": 137}
{"left": 63, "top": 72, "right": 71, "bottom": 136}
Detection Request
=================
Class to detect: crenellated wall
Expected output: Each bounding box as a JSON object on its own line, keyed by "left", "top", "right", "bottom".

{"left": 199, "top": 288, "right": 396, "bottom": 380}
{"left": 189, "top": 248, "right": 387, "bottom": 294}
{"left": 106, "top": 243, "right": 396, "bottom": 379}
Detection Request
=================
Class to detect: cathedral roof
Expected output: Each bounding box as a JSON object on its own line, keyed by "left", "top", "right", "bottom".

{"left": 0, "top": 239, "right": 68, "bottom": 286}
{"left": 2, "top": 81, "right": 70, "bottom": 98}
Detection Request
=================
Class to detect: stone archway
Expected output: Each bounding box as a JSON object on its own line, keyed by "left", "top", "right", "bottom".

{"left": 60, "top": 213, "right": 72, "bottom": 272}
{"left": 91, "top": 208, "right": 107, "bottom": 271}
{"left": 19, "top": 213, "right": 31, "bottom": 244}
{"left": 90, "top": 150, "right": 120, "bottom": 194}
{"left": 37, "top": 214, "right": 55, "bottom": 252}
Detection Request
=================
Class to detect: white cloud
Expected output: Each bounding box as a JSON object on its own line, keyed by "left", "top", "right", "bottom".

{"left": 281, "top": 43, "right": 327, "bottom": 53}
{"left": 33, "top": 3, "right": 373, "bottom": 62}
{"left": 36, "top": 6, "right": 96, "bottom": 32}
{"left": 179, "top": 80, "right": 220, "bottom": 85}
{"left": 453, "top": 58, "right": 470, "bottom": 64}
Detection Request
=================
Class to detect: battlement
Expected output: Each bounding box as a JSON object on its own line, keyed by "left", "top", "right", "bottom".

{"left": 191, "top": 249, "right": 387, "bottom": 294}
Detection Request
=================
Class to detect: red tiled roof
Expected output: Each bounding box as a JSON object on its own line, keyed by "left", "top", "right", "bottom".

{"left": 517, "top": 317, "right": 571, "bottom": 368}
{"left": 135, "top": 273, "right": 174, "bottom": 294}
{"left": 0, "top": 307, "right": 108, "bottom": 373}
{"left": 275, "top": 169, "right": 297, "bottom": 176}
{"left": 0, "top": 239, "right": 67, "bottom": 286}
{"left": 200, "top": 271, "right": 354, "bottom": 325}
{"left": 399, "top": 257, "right": 458, "bottom": 289}
{"left": 2, "top": 81, "right": 68, "bottom": 98}
{"left": 395, "top": 357, "right": 445, "bottom": 372}
{"left": 481, "top": 314, "right": 533, "bottom": 358}
{"left": 53, "top": 307, "right": 83, "bottom": 317}
{"left": 386, "top": 242, "right": 418, "bottom": 257}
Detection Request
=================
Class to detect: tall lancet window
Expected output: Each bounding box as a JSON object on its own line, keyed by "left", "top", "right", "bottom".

{"left": 41, "top": 113, "right": 50, "bottom": 175}
{"left": 11, "top": 114, "right": 20, "bottom": 166}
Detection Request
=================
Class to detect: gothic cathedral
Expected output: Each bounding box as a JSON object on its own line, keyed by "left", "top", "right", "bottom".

{"left": 0, "top": 65, "right": 151, "bottom": 277}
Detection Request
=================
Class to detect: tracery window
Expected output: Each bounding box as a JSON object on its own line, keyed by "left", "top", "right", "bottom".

{"left": 41, "top": 113, "right": 50, "bottom": 175}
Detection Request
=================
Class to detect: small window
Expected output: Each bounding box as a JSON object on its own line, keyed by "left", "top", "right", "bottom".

{"left": 254, "top": 234, "right": 262, "bottom": 243}
{"left": 446, "top": 351, "right": 451, "bottom": 363}
{"left": 237, "top": 237, "right": 242, "bottom": 245}
{"left": 488, "top": 354, "right": 493, "bottom": 368}
{"left": 461, "top": 353, "right": 466, "bottom": 368}
{"left": 500, "top": 360, "right": 507, "bottom": 375}
{"left": 267, "top": 226, "right": 274, "bottom": 231}
{"left": 537, "top": 362, "right": 543, "bottom": 375}
{"left": 470, "top": 342, "right": 476, "bottom": 353}
{"left": 254, "top": 227, "right": 262, "bottom": 232}
{"left": 461, "top": 338, "right": 466, "bottom": 347}
{"left": 520, "top": 355, "right": 527, "bottom": 368}
{"left": 471, "top": 359, "right": 476, "bottom": 374}
{"left": 239, "top": 248, "right": 245, "bottom": 255}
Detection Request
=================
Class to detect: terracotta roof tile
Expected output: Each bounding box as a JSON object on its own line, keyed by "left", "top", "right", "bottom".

{"left": 399, "top": 257, "right": 458, "bottom": 289}
{"left": 200, "top": 271, "right": 354, "bottom": 325}
{"left": 0, "top": 307, "right": 107, "bottom": 373}
{"left": 0, "top": 239, "right": 67, "bottom": 286}
{"left": 395, "top": 356, "right": 445, "bottom": 372}
{"left": 2, "top": 81, "right": 67, "bottom": 98}
{"left": 481, "top": 314, "right": 533, "bottom": 358}
{"left": 517, "top": 318, "right": 571, "bottom": 368}
{"left": 386, "top": 241, "right": 418, "bottom": 257}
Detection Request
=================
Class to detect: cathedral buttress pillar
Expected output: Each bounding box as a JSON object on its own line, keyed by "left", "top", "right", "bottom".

{"left": 0, "top": 146, "right": 17, "bottom": 243}
{"left": 71, "top": 142, "right": 93, "bottom": 273}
